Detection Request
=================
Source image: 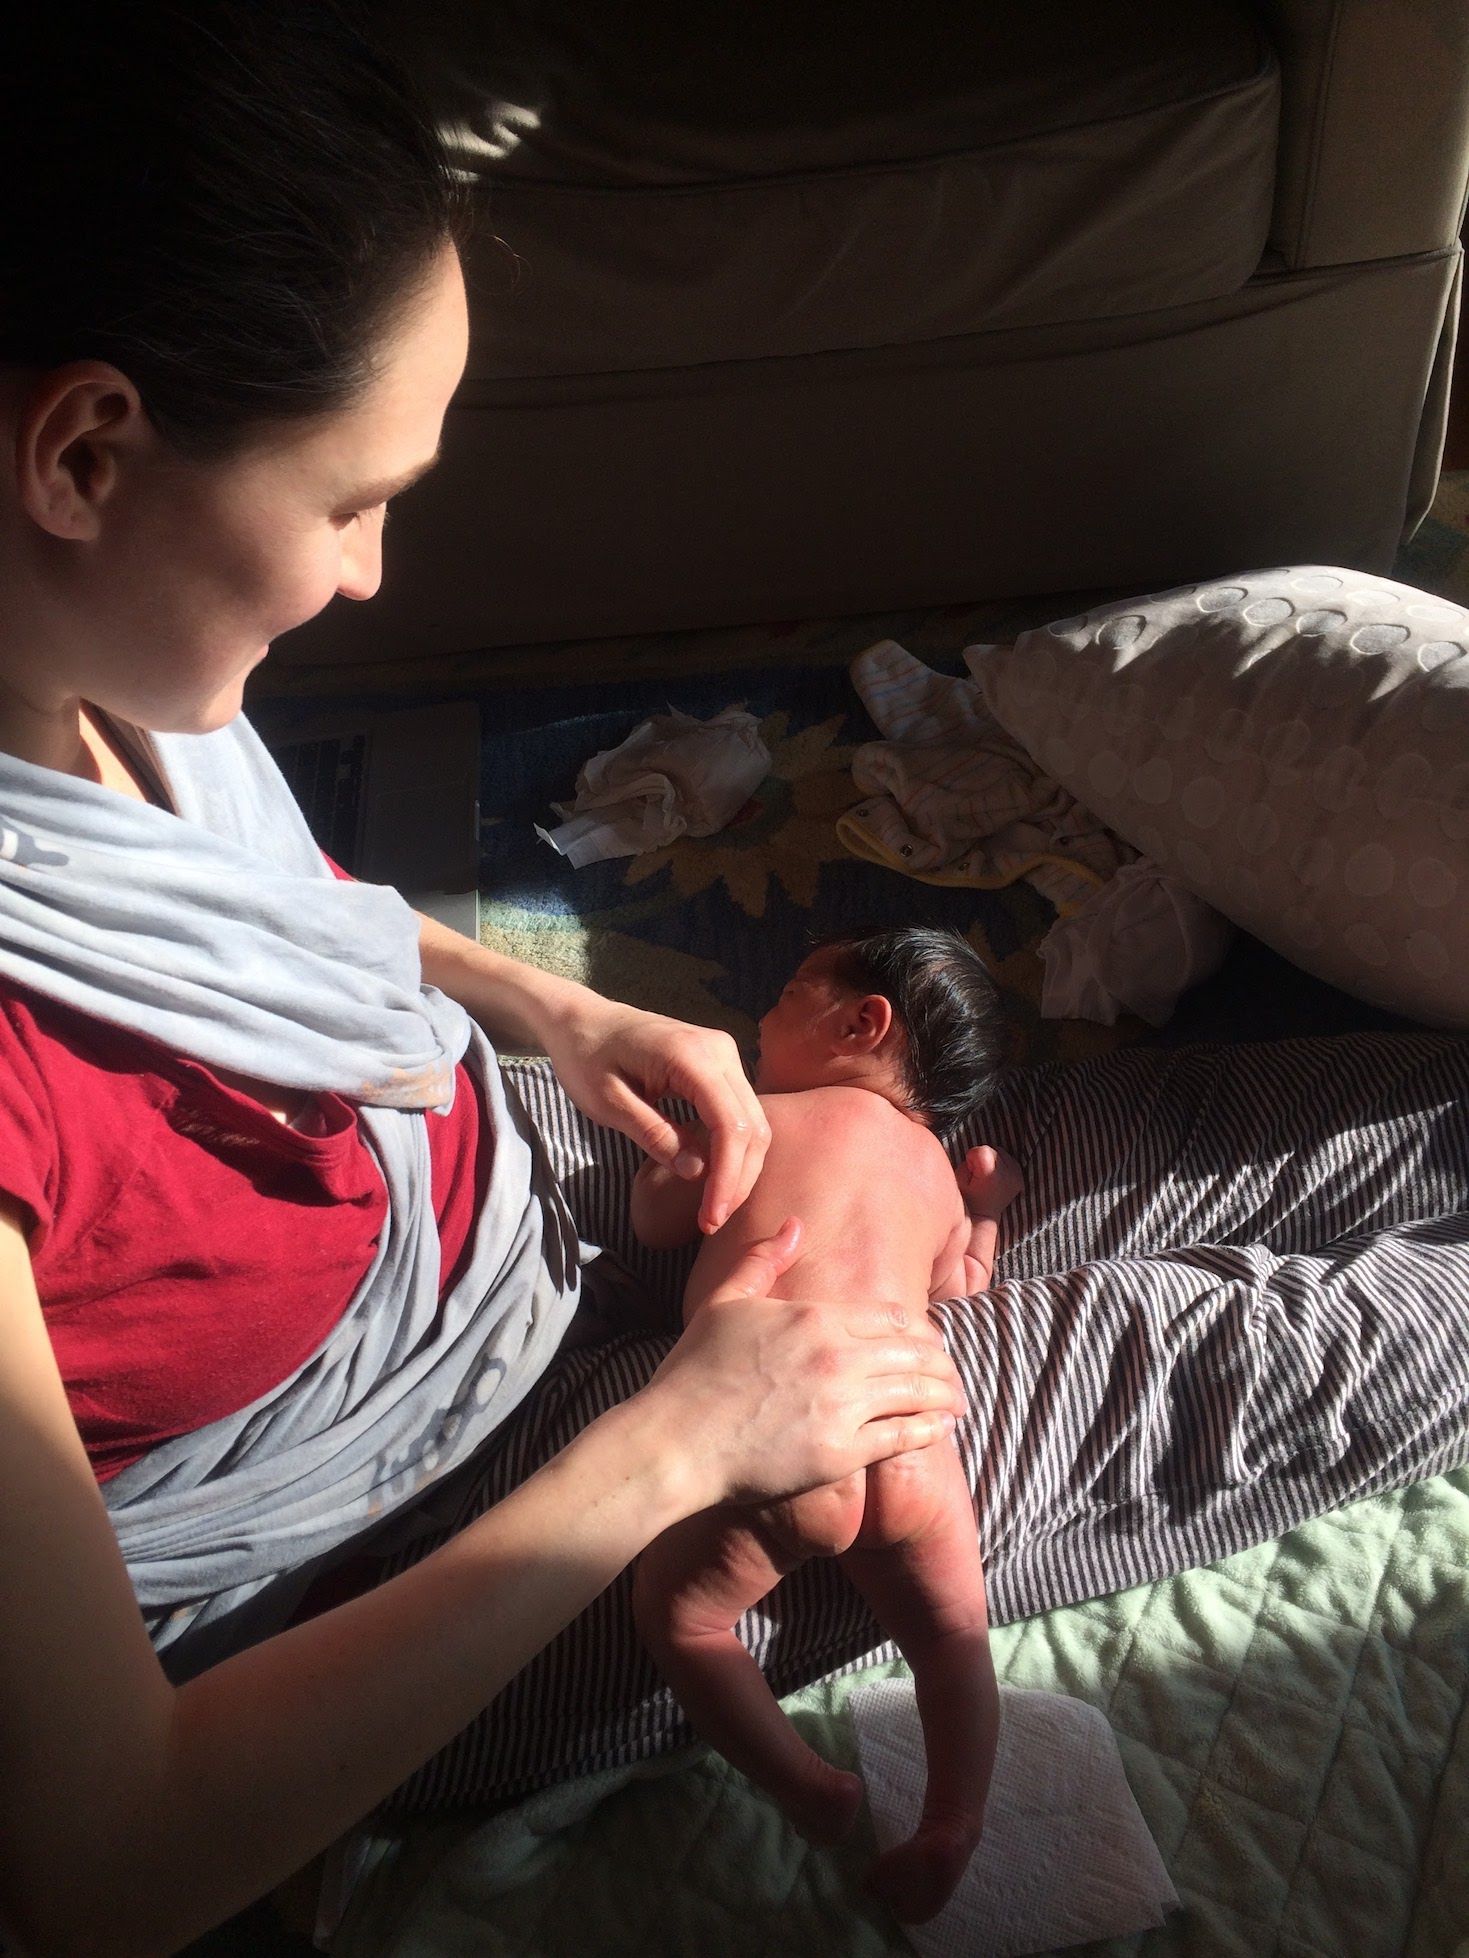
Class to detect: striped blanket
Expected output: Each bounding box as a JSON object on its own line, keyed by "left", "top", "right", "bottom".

{"left": 370, "top": 1033, "right": 1469, "bottom": 1808}
{"left": 326, "top": 1034, "right": 1469, "bottom": 1956}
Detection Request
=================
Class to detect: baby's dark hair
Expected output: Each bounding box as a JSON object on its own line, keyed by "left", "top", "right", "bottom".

{"left": 817, "top": 927, "right": 1006, "bottom": 1146}
{"left": 1, "top": 0, "right": 473, "bottom": 461}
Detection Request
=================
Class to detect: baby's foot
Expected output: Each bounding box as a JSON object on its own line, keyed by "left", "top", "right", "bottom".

{"left": 867, "top": 1818, "right": 980, "bottom": 1923}
{"left": 959, "top": 1145, "right": 1022, "bottom": 1222}
{"left": 781, "top": 1763, "right": 866, "bottom": 1847}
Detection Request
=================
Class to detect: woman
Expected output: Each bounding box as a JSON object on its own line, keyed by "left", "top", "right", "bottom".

{"left": 3, "top": 6, "right": 1467, "bottom": 1955}
{"left": 0, "top": 7, "right": 965, "bottom": 1952}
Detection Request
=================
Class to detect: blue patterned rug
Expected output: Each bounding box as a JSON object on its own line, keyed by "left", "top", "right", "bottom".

{"left": 474, "top": 476, "right": 1469, "bottom": 1065}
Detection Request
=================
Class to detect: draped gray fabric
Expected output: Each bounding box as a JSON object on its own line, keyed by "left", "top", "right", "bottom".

{"left": 0, "top": 712, "right": 582, "bottom": 1674}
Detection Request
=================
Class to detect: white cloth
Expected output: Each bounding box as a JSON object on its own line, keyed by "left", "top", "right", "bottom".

{"left": 850, "top": 1678, "right": 1178, "bottom": 1958}
{"left": 538, "top": 705, "right": 770, "bottom": 866}
{"left": 1038, "top": 858, "right": 1234, "bottom": 1026}
{"left": 840, "top": 640, "right": 1231, "bottom": 1027}
{"left": 840, "top": 640, "right": 1123, "bottom": 914}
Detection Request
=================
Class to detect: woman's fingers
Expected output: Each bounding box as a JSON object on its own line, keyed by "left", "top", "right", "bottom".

{"left": 841, "top": 1298, "right": 951, "bottom": 1351}
{"left": 854, "top": 1411, "right": 960, "bottom": 1466}
{"left": 598, "top": 1075, "right": 686, "bottom": 1167}
{"left": 682, "top": 1061, "right": 771, "bottom": 1232}
{"left": 645, "top": 1243, "right": 969, "bottom": 1507}
{"left": 589, "top": 1019, "right": 769, "bottom": 1231}
{"left": 848, "top": 1325, "right": 965, "bottom": 1419}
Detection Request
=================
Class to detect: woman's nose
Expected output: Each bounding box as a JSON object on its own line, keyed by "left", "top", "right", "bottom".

{"left": 337, "top": 510, "right": 385, "bottom": 602}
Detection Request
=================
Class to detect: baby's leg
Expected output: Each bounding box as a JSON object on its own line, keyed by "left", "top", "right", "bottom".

{"left": 841, "top": 1443, "right": 998, "bottom": 1923}
{"left": 632, "top": 1508, "right": 865, "bottom": 1845}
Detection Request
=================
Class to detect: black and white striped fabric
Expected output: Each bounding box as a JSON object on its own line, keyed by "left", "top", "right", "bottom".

{"left": 379, "top": 1033, "right": 1469, "bottom": 1812}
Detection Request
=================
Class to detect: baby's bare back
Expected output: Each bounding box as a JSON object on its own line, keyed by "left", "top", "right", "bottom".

{"left": 686, "top": 1087, "right": 961, "bottom": 1313}
{"left": 686, "top": 1087, "right": 966, "bottom": 1557}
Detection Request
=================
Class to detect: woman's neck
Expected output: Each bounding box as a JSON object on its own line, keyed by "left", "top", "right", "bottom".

{"left": 0, "top": 685, "right": 96, "bottom": 781}
{"left": 0, "top": 687, "right": 159, "bottom": 805}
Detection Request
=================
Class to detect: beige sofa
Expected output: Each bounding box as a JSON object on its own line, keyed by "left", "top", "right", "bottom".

{"left": 276, "top": 0, "right": 1469, "bottom": 673}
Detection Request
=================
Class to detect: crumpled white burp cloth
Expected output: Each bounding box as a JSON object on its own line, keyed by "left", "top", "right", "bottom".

{"left": 850, "top": 1679, "right": 1178, "bottom": 1958}
{"left": 538, "top": 706, "right": 771, "bottom": 867}
{"left": 839, "top": 641, "right": 1231, "bottom": 1028}
{"left": 1037, "top": 857, "right": 1234, "bottom": 1026}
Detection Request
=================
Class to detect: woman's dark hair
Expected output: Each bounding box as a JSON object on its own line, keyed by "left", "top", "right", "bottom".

{"left": 1, "top": 0, "right": 473, "bottom": 460}
{"left": 818, "top": 926, "right": 1007, "bottom": 1146}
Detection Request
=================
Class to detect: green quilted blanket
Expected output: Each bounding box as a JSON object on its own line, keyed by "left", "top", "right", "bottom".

{"left": 334, "top": 1468, "right": 1469, "bottom": 1958}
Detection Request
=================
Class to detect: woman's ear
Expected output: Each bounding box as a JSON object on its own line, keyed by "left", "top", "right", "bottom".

{"left": 843, "top": 991, "right": 893, "bottom": 1052}
{"left": 15, "top": 362, "right": 148, "bottom": 541}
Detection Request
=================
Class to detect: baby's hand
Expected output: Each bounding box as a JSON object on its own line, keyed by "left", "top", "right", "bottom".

{"left": 959, "top": 1145, "right": 1022, "bottom": 1223}
{"left": 662, "top": 1116, "right": 710, "bottom": 1181}
{"left": 630, "top": 1119, "right": 714, "bottom": 1250}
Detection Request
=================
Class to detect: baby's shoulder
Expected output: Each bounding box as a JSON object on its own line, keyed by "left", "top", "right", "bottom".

{"left": 758, "top": 1084, "right": 888, "bottom": 1130}
{"left": 759, "top": 1086, "right": 945, "bottom": 1165}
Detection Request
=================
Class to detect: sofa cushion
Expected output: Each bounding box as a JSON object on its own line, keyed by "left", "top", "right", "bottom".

{"left": 377, "top": 0, "right": 1278, "bottom": 379}
{"left": 964, "top": 569, "right": 1469, "bottom": 1028}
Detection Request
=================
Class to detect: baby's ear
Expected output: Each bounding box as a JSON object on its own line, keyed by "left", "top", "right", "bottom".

{"left": 847, "top": 991, "right": 894, "bottom": 1052}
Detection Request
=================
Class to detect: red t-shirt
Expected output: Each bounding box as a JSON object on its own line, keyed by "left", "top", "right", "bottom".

{"left": 0, "top": 904, "right": 485, "bottom": 1483}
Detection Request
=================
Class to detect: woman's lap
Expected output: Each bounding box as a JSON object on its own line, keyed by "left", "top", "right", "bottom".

{"left": 972, "top": 1031, "right": 1469, "bottom": 1274}
{"left": 379, "top": 1034, "right": 1469, "bottom": 1812}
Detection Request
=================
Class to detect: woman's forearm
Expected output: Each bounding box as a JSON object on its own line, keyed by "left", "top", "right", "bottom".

{"left": 12, "top": 1215, "right": 960, "bottom": 1958}
{"left": 416, "top": 910, "right": 596, "bottom": 1051}
{"left": 76, "top": 1400, "right": 691, "bottom": 1958}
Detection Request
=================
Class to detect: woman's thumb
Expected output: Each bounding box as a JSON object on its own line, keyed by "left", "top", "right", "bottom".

{"left": 707, "top": 1217, "right": 803, "bottom": 1303}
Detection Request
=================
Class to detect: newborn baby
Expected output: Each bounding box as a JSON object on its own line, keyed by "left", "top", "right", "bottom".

{"left": 630, "top": 927, "right": 1019, "bottom": 1923}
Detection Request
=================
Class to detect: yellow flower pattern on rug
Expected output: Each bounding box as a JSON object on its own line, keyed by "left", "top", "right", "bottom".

{"left": 621, "top": 711, "right": 855, "bottom": 918}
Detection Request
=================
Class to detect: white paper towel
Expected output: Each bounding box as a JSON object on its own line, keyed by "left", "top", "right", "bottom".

{"left": 849, "top": 1679, "right": 1177, "bottom": 1958}
{"left": 537, "top": 705, "right": 771, "bottom": 867}
{"left": 1037, "top": 857, "right": 1234, "bottom": 1027}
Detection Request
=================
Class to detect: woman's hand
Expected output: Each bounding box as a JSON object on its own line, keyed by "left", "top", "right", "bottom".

{"left": 412, "top": 923, "right": 766, "bottom": 1231}
{"left": 634, "top": 1220, "right": 968, "bottom": 1514}
{"left": 542, "top": 996, "right": 770, "bottom": 1233}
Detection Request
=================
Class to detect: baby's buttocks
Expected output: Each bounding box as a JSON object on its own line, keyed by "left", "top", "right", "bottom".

{"left": 852, "top": 1445, "right": 961, "bottom": 1551}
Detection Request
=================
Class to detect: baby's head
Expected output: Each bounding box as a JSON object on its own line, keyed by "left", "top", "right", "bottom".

{"left": 754, "top": 927, "right": 1006, "bottom": 1145}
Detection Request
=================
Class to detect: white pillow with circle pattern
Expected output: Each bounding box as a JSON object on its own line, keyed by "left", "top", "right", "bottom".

{"left": 964, "top": 567, "right": 1469, "bottom": 1027}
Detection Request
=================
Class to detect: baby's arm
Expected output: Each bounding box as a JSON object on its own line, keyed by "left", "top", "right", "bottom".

{"left": 930, "top": 1146, "right": 1023, "bottom": 1298}
{"left": 630, "top": 1119, "right": 710, "bottom": 1250}
{"left": 928, "top": 1209, "right": 975, "bottom": 1303}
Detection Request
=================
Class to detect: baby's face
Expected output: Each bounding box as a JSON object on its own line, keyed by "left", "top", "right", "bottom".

{"left": 753, "top": 951, "right": 850, "bottom": 1092}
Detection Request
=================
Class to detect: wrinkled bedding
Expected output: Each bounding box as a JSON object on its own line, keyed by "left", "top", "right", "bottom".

{"left": 333, "top": 1467, "right": 1469, "bottom": 1957}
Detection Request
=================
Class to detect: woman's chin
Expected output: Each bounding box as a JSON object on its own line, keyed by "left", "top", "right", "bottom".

{"left": 158, "top": 682, "right": 251, "bottom": 736}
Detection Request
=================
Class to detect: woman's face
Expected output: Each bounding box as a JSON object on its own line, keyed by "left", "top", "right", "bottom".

{"left": 3, "top": 242, "right": 469, "bottom": 736}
